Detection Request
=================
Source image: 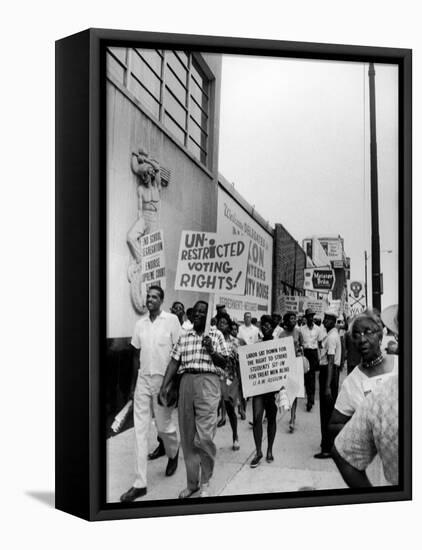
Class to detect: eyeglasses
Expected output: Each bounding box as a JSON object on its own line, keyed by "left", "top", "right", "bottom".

{"left": 352, "top": 328, "right": 377, "bottom": 339}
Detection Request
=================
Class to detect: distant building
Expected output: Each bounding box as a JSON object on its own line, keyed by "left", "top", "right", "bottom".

{"left": 272, "top": 224, "right": 307, "bottom": 311}
{"left": 302, "top": 235, "right": 350, "bottom": 301}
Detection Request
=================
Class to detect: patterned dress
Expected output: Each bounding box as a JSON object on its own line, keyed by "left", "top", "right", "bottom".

{"left": 220, "top": 335, "right": 241, "bottom": 406}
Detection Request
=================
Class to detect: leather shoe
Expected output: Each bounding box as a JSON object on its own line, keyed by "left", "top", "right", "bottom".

{"left": 250, "top": 452, "right": 263, "bottom": 468}
{"left": 120, "top": 486, "right": 147, "bottom": 502}
{"left": 148, "top": 443, "right": 165, "bottom": 460}
{"left": 165, "top": 450, "right": 179, "bottom": 476}
{"left": 314, "top": 452, "right": 332, "bottom": 459}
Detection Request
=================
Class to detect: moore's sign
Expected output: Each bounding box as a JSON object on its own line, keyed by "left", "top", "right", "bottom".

{"left": 303, "top": 268, "right": 335, "bottom": 291}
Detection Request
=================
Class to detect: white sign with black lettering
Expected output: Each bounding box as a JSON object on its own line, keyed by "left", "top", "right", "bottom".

{"left": 174, "top": 231, "right": 249, "bottom": 294}
{"left": 140, "top": 230, "right": 166, "bottom": 295}
{"left": 238, "top": 337, "right": 297, "bottom": 398}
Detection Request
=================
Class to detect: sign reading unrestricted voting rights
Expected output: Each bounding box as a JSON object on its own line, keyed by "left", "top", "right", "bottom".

{"left": 174, "top": 231, "right": 249, "bottom": 294}
{"left": 140, "top": 230, "right": 166, "bottom": 294}
{"left": 238, "top": 337, "right": 297, "bottom": 398}
{"left": 215, "top": 185, "right": 273, "bottom": 320}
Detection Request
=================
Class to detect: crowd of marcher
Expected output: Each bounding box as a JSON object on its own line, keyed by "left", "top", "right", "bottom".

{"left": 118, "top": 286, "right": 399, "bottom": 502}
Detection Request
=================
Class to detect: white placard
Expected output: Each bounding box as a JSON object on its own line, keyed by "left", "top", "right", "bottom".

{"left": 140, "top": 230, "right": 166, "bottom": 294}
{"left": 238, "top": 337, "right": 297, "bottom": 398}
{"left": 174, "top": 231, "right": 249, "bottom": 294}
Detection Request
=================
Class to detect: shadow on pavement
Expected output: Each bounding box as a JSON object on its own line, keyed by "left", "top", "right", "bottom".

{"left": 26, "top": 491, "right": 55, "bottom": 508}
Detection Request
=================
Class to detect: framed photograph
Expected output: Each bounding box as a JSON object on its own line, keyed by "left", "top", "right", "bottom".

{"left": 56, "top": 28, "right": 412, "bottom": 521}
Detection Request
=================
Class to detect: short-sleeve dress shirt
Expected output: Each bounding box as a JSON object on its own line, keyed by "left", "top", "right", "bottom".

{"left": 131, "top": 311, "right": 181, "bottom": 376}
{"left": 320, "top": 327, "right": 342, "bottom": 366}
{"left": 335, "top": 375, "right": 398, "bottom": 485}
{"left": 171, "top": 326, "right": 229, "bottom": 376}
{"left": 301, "top": 324, "right": 321, "bottom": 349}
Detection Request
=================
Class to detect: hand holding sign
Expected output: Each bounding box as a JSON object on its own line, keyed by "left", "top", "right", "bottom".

{"left": 202, "top": 335, "right": 214, "bottom": 354}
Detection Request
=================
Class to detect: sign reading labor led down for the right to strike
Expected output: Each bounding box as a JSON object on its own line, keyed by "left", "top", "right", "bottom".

{"left": 238, "top": 337, "right": 297, "bottom": 398}
{"left": 174, "top": 231, "right": 249, "bottom": 294}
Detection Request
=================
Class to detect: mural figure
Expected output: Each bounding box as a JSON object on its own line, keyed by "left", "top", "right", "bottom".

{"left": 127, "top": 147, "right": 167, "bottom": 312}
{"left": 127, "top": 148, "right": 162, "bottom": 263}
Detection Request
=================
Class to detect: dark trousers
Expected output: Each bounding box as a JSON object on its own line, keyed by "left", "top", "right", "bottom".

{"left": 318, "top": 365, "right": 340, "bottom": 453}
{"left": 303, "top": 348, "right": 319, "bottom": 405}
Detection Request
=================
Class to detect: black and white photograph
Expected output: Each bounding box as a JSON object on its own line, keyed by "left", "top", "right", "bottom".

{"left": 104, "top": 43, "right": 404, "bottom": 505}
{"left": 4, "top": 0, "right": 421, "bottom": 546}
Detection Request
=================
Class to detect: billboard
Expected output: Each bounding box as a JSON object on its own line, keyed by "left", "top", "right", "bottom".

{"left": 318, "top": 237, "right": 344, "bottom": 262}
{"left": 216, "top": 186, "right": 273, "bottom": 320}
{"left": 303, "top": 268, "right": 335, "bottom": 291}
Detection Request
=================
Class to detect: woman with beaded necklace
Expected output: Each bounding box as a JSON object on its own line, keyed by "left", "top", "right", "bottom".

{"left": 328, "top": 309, "right": 398, "bottom": 444}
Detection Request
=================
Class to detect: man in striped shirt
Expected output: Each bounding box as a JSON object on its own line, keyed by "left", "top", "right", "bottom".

{"left": 160, "top": 300, "right": 229, "bottom": 498}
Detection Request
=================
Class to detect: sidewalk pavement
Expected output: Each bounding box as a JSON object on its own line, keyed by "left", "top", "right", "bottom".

{"left": 107, "top": 395, "right": 346, "bottom": 503}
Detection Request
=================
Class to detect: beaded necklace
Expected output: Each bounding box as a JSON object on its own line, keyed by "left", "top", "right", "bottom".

{"left": 361, "top": 352, "right": 384, "bottom": 369}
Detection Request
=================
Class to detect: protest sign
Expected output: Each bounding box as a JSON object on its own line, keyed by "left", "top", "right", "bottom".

{"left": 277, "top": 295, "right": 328, "bottom": 316}
{"left": 140, "top": 230, "right": 166, "bottom": 294}
{"left": 285, "top": 356, "right": 305, "bottom": 404}
{"left": 174, "top": 231, "right": 249, "bottom": 294}
{"left": 329, "top": 299, "right": 342, "bottom": 316}
{"left": 238, "top": 337, "right": 296, "bottom": 398}
{"left": 305, "top": 298, "right": 328, "bottom": 316}
{"left": 347, "top": 280, "right": 366, "bottom": 315}
{"left": 277, "top": 295, "right": 308, "bottom": 315}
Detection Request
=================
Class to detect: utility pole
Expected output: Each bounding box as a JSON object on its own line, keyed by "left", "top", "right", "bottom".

{"left": 364, "top": 250, "right": 368, "bottom": 308}
{"left": 368, "top": 62, "right": 382, "bottom": 311}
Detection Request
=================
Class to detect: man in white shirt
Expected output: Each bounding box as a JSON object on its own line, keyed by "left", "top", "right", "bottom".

{"left": 120, "top": 286, "right": 182, "bottom": 502}
{"left": 238, "top": 312, "right": 260, "bottom": 345}
{"left": 301, "top": 308, "right": 321, "bottom": 412}
{"left": 182, "top": 307, "right": 194, "bottom": 332}
{"left": 314, "top": 309, "right": 342, "bottom": 459}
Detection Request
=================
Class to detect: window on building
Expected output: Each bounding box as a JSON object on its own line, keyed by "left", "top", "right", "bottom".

{"left": 106, "top": 47, "right": 212, "bottom": 168}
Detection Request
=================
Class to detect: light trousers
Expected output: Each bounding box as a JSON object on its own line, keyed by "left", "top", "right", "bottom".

{"left": 178, "top": 373, "right": 221, "bottom": 490}
{"left": 133, "top": 373, "right": 179, "bottom": 488}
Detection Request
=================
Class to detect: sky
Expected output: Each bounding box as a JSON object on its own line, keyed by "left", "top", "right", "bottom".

{"left": 218, "top": 55, "right": 399, "bottom": 309}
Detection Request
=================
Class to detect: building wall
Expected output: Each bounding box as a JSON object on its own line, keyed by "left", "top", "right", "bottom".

{"left": 216, "top": 177, "right": 274, "bottom": 322}
{"left": 106, "top": 52, "right": 222, "bottom": 339}
{"left": 272, "top": 223, "right": 307, "bottom": 313}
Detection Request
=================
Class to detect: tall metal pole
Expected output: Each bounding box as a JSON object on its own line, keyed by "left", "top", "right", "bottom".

{"left": 368, "top": 63, "right": 382, "bottom": 311}
{"left": 364, "top": 250, "right": 368, "bottom": 308}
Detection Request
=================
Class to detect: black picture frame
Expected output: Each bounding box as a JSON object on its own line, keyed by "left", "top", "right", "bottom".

{"left": 55, "top": 28, "right": 412, "bottom": 521}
